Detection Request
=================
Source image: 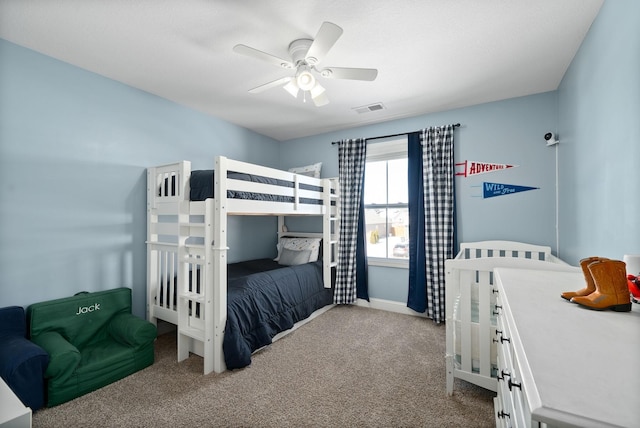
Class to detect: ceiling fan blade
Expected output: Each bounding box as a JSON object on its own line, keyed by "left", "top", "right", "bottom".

{"left": 320, "top": 67, "right": 378, "bottom": 81}
{"left": 248, "top": 77, "right": 292, "bottom": 94}
{"left": 305, "top": 22, "right": 343, "bottom": 65}
{"left": 233, "top": 44, "right": 294, "bottom": 69}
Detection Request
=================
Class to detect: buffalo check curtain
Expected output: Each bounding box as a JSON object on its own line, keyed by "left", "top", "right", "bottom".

{"left": 335, "top": 138, "right": 368, "bottom": 304}
{"left": 407, "top": 125, "right": 456, "bottom": 323}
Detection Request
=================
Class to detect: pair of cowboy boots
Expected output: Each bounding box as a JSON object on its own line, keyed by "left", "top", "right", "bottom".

{"left": 561, "top": 256, "right": 632, "bottom": 312}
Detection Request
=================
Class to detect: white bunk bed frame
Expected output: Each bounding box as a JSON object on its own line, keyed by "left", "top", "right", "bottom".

{"left": 146, "top": 156, "right": 339, "bottom": 374}
{"left": 444, "top": 240, "right": 576, "bottom": 395}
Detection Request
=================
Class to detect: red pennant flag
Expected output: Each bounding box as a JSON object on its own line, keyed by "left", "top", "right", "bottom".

{"left": 455, "top": 160, "right": 518, "bottom": 177}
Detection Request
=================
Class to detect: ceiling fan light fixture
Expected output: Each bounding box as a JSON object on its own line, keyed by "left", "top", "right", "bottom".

{"left": 312, "top": 93, "right": 329, "bottom": 107}
{"left": 310, "top": 82, "right": 325, "bottom": 97}
{"left": 311, "top": 83, "right": 329, "bottom": 107}
{"left": 296, "top": 67, "right": 316, "bottom": 91}
{"left": 283, "top": 80, "right": 299, "bottom": 98}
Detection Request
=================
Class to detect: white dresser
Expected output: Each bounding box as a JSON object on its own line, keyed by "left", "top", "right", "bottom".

{"left": 493, "top": 267, "right": 639, "bottom": 428}
{"left": 0, "top": 377, "right": 31, "bottom": 428}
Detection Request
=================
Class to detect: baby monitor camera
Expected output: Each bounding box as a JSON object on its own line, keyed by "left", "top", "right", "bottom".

{"left": 544, "top": 132, "right": 559, "bottom": 146}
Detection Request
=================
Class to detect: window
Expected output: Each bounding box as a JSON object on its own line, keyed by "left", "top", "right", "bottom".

{"left": 364, "top": 138, "right": 409, "bottom": 266}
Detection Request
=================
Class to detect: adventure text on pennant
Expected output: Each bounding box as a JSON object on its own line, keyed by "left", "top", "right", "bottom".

{"left": 482, "top": 182, "right": 539, "bottom": 199}
{"left": 455, "top": 160, "right": 518, "bottom": 177}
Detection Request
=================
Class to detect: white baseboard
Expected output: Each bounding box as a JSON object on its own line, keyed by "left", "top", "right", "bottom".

{"left": 355, "top": 298, "right": 429, "bottom": 318}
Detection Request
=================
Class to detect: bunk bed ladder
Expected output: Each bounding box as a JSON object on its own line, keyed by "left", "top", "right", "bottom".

{"left": 176, "top": 191, "right": 203, "bottom": 365}
{"left": 174, "top": 198, "right": 223, "bottom": 375}
{"left": 323, "top": 177, "right": 340, "bottom": 288}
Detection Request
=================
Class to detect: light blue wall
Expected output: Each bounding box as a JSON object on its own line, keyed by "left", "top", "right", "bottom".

{"left": 3, "top": 0, "right": 634, "bottom": 313}
{"left": 557, "top": 0, "right": 640, "bottom": 264}
{"left": 0, "top": 40, "right": 280, "bottom": 317}
{"left": 280, "top": 92, "right": 559, "bottom": 303}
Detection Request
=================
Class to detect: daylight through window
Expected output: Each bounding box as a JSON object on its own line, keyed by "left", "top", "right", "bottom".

{"left": 364, "top": 138, "right": 409, "bottom": 264}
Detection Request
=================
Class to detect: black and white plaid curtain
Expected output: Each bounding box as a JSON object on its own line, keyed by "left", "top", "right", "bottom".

{"left": 335, "top": 138, "right": 367, "bottom": 304}
{"left": 421, "top": 125, "right": 455, "bottom": 323}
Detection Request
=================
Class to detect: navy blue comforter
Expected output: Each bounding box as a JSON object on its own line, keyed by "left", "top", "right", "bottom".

{"left": 223, "top": 259, "right": 333, "bottom": 369}
{"left": 189, "top": 170, "right": 323, "bottom": 204}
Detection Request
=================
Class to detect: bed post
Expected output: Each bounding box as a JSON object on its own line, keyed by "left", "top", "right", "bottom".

{"left": 201, "top": 198, "right": 217, "bottom": 374}
{"left": 444, "top": 260, "right": 455, "bottom": 395}
{"left": 146, "top": 167, "right": 157, "bottom": 324}
{"left": 211, "top": 156, "right": 229, "bottom": 374}
{"left": 176, "top": 162, "right": 193, "bottom": 365}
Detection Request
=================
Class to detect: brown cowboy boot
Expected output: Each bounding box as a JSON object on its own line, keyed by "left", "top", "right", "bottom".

{"left": 561, "top": 256, "right": 607, "bottom": 301}
{"left": 571, "top": 259, "right": 632, "bottom": 312}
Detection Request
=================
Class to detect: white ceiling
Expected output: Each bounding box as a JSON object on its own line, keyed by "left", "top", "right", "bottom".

{"left": 0, "top": 0, "right": 603, "bottom": 141}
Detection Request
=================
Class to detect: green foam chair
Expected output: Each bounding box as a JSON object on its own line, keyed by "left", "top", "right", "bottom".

{"left": 27, "top": 287, "right": 156, "bottom": 407}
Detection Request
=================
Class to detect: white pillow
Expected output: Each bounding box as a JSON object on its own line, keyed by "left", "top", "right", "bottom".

{"left": 275, "top": 237, "right": 321, "bottom": 262}
{"left": 278, "top": 248, "right": 312, "bottom": 266}
{"left": 288, "top": 162, "right": 322, "bottom": 178}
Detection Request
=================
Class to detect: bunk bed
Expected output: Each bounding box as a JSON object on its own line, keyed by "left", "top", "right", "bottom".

{"left": 444, "top": 241, "right": 576, "bottom": 395}
{"left": 146, "top": 156, "right": 339, "bottom": 374}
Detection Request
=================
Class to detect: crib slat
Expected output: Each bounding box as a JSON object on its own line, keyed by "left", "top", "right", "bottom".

{"left": 162, "top": 250, "right": 169, "bottom": 308}
{"left": 477, "top": 270, "right": 491, "bottom": 378}
{"left": 459, "top": 270, "right": 473, "bottom": 374}
{"left": 169, "top": 251, "right": 176, "bottom": 310}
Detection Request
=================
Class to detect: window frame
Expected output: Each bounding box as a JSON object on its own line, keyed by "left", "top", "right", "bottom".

{"left": 364, "top": 137, "right": 409, "bottom": 269}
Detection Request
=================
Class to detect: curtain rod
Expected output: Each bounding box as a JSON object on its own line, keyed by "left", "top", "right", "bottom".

{"left": 331, "top": 123, "right": 460, "bottom": 145}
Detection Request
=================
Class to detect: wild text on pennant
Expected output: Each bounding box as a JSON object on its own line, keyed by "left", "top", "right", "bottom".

{"left": 482, "top": 182, "right": 539, "bottom": 199}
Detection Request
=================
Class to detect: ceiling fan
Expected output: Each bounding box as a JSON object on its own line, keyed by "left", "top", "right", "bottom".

{"left": 233, "top": 22, "right": 378, "bottom": 107}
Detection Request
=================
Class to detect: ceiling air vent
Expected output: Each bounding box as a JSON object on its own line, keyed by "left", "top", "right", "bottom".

{"left": 353, "top": 102, "right": 386, "bottom": 114}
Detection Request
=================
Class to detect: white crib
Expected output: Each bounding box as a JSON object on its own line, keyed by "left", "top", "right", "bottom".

{"left": 445, "top": 241, "right": 577, "bottom": 395}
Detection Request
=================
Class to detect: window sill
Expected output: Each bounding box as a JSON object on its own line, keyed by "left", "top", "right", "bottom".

{"left": 367, "top": 258, "right": 409, "bottom": 269}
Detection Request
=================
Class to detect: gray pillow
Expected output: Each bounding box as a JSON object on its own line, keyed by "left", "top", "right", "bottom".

{"left": 278, "top": 248, "right": 312, "bottom": 266}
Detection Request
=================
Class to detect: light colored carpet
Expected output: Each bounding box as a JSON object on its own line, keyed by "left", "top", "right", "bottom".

{"left": 33, "top": 305, "right": 495, "bottom": 427}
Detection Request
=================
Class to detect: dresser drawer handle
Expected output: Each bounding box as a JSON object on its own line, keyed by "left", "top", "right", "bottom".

{"left": 492, "top": 288, "right": 499, "bottom": 294}
{"left": 497, "top": 370, "right": 510, "bottom": 381}
{"left": 508, "top": 378, "right": 522, "bottom": 391}
{"left": 493, "top": 332, "right": 511, "bottom": 344}
{"left": 497, "top": 410, "right": 510, "bottom": 419}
